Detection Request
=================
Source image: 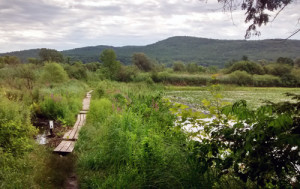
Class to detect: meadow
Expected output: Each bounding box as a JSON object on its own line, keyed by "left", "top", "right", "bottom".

{"left": 0, "top": 50, "right": 299, "bottom": 188}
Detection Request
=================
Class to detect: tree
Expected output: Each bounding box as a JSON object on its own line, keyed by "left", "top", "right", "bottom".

{"left": 132, "top": 53, "right": 154, "bottom": 72}
{"left": 39, "top": 48, "right": 64, "bottom": 63}
{"left": 264, "top": 63, "right": 292, "bottom": 76}
{"left": 64, "top": 61, "right": 87, "bottom": 80}
{"left": 16, "top": 64, "right": 36, "bottom": 90}
{"left": 27, "top": 57, "right": 41, "bottom": 65}
{"left": 277, "top": 57, "right": 294, "bottom": 66}
{"left": 218, "top": 0, "right": 298, "bottom": 38}
{"left": 85, "top": 62, "right": 101, "bottom": 72}
{"left": 3, "top": 56, "right": 21, "bottom": 65}
{"left": 100, "top": 49, "right": 121, "bottom": 80}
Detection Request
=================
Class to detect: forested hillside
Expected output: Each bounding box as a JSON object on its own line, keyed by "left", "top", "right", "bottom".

{"left": 1, "top": 36, "right": 300, "bottom": 67}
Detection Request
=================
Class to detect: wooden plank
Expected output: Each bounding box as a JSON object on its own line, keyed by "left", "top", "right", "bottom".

{"left": 63, "top": 130, "right": 72, "bottom": 139}
{"left": 54, "top": 141, "right": 67, "bottom": 152}
{"left": 63, "top": 117, "right": 80, "bottom": 140}
{"left": 68, "top": 127, "right": 78, "bottom": 140}
{"left": 80, "top": 110, "right": 88, "bottom": 114}
{"left": 74, "top": 131, "right": 79, "bottom": 140}
{"left": 65, "top": 141, "right": 75, "bottom": 153}
{"left": 60, "top": 141, "right": 72, "bottom": 152}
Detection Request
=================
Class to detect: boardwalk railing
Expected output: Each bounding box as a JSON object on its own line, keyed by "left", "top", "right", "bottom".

{"left": 54, "top": 90, "right": 93, "bottom": 154}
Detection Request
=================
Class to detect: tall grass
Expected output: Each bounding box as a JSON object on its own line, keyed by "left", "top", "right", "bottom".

{"left": 75, "top": 82, "right": 217, "bottom": 188}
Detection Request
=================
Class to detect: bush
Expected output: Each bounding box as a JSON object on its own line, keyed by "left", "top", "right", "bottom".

{"left": 117, "top": 65, "right": 138, "bottom": 82}
{"left": 39, "top": 95, "right": 81, "bottom": 125}
{"left": 41, "top": 62, "right": 68, "bottom": 83}
{"left": 64, "top": 63, "right": 87, "bottom": 80}
{"left": 227, "top": 70, "right": 253, "bottom": 86}
{"left": 264, "top": 63, "right": 292, "bottom": 76}
{"left": 253, "top": 74, "right": 281, "bottom": 87}
{"left": 133, "top": 73, "right": 152, "bottom": 83}
{"left": 0, "top": 98, "right": 36, "bottom": 156}
{"left": 291, "top": 69, "right": 300, "bottom": 86}
{"left": 153, "top": 73, "right": 211, "bottom": 86}
{"left": 227, "top": 61, "right": 265, "bottom": 75}
{"left": 186, "top": 62, "right": 199, "bottom": 73}
{"left": 173, "top": 61, "right": 186, "bottom": 72}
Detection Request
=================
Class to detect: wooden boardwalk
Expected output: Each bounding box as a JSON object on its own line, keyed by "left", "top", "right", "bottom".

{"left": 54, "top": 90, "right": 93, "bottom": 154}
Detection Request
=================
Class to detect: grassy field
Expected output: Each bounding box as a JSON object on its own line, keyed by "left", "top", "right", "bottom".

{"left": 165, "top": 85, "right": 300, "bottom": 109}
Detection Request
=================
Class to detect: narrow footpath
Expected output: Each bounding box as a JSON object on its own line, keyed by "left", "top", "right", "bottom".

{"left": 54, "top": 90, "right": 92, "bottom": 154}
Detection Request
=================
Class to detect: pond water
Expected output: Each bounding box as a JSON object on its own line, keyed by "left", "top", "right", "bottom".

{"left": 35, "top": 126, "right": 49, "bottom": 145}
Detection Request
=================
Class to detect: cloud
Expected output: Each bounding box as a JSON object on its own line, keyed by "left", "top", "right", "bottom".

{"left": 0, "top": 0, "right": 299, "bottom": 52}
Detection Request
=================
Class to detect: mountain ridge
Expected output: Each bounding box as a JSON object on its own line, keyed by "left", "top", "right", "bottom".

{"left": 1, "top": 36, "right": 299, "bottom": 67}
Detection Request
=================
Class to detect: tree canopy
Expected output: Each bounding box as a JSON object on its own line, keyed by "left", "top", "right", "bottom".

{"left": 39, "top": 48, "right": 64, "bottom": 63}
{"left": 132, "top": 53, "right": 154, "bottom": 72}
{"left": 100, "top": 49, "right": 121, "bottom": 80}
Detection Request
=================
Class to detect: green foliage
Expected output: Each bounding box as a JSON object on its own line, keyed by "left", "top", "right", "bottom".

{"left": 15, "top": 64, "right": 37, "bottom": 90}
{"left": 2, "top": 56, "right": 21, "bottom": 65}
{"left": 277, "top": 57, "right": 294, "bottom": 66}
{"left": 117, "top": 65, "right": 138, "bottom": 82}
{"left": 153, "top": 73, "right": 212, "bottom": 85}
{"left": 173, "top": 61, "right": 186, "bottom": 72}
{"left": 227, "top": 61, "right": 265, "bottom": 75}
{"left": 252, "top": 74, "right": 281, "bottom": 87}
{"left": 100, "top": 49, "right": 121, "bottom": 80}
{"left": 171, "top": 85, "right": 300, "bottom": 187}
{"left": 0, "top": 98, "right": 36, "bottom": 156}
{"left": 84, "top": 62, "right": 101, "bottom": 72}
{"left": 59, "top": 36, "right": 300, "bottom": 67}
{"left": 37, "top": 80, "right": 87, "bottom": 125}
{"left": 132, "top": 52, "right": 154, "bottom": 72}
{"left": 264, "top": 63, "right": 292, "bottom": 76}
{"left": 227, "top": 70, "right": 253, "bottom": 86}
{"left": 64, "top": 62, "right": 87, "bottom": 80}
{"left": 186, "top": 62, "right": 199, "bottom": 73}
{"left": 41, "top": 62, "right": 69, "bottom": 84}
{"left": 27, "top": 57, "right": 41, "bottom": 65}
{"left": 39, "top": 48, "right": 64, "bottom": 63}
{"left": 216, "top": 94, "right": 300, "bottom": 187}
{"left": 76, "top": 82, "right": 215, "bottom": 188}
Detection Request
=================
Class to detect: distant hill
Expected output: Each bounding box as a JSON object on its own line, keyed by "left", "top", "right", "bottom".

{"left": 0, "top": 49, "right": 41, "bottom": 62}
{"left": 1, "top": 36, "right": 300, "bottom": 67}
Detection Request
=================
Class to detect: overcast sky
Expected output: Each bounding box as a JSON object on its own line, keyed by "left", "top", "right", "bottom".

{"left": 0, "top": 0, "right": 299, "bottom": 53}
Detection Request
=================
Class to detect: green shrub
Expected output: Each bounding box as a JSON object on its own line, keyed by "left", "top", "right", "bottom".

{"left": 117, "top": 65, "right": 138, "bottom": 82}
{"left": 173, "top": 61, "right": 186, "bottom": 72}
{"left": 253, "top": 74, "right": 281, "bottom": 87}
{"left": 227, "top": 61, "right": 265, "bottom": 75}
{"left": 64, "top": 63, "right": 87, "bottom": 80}
{"left": 156, "top": 73, "right": 211, "bottom": 85}
{"left": 0, "top": 98, "right": 36, "bottom": 156}
{"left": 41, "top": 62, "right": 68, "bottom": 83}
{"left": 264, "top": 63, "right": 292, "bottom": 76}
{"left": 133, "top": 73, "right": 152, "bottom": 83}
{"left": 227, "top": 70, "right": 253, "bottom": 86}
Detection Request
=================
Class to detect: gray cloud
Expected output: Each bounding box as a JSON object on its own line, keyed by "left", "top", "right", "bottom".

{"left": 0, "top": 0, "right": 299, "bottom": 53}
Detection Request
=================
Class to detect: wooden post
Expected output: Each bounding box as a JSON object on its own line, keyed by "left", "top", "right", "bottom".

{"left": 49, "top": 120, "right": 54, "bottom": 136}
